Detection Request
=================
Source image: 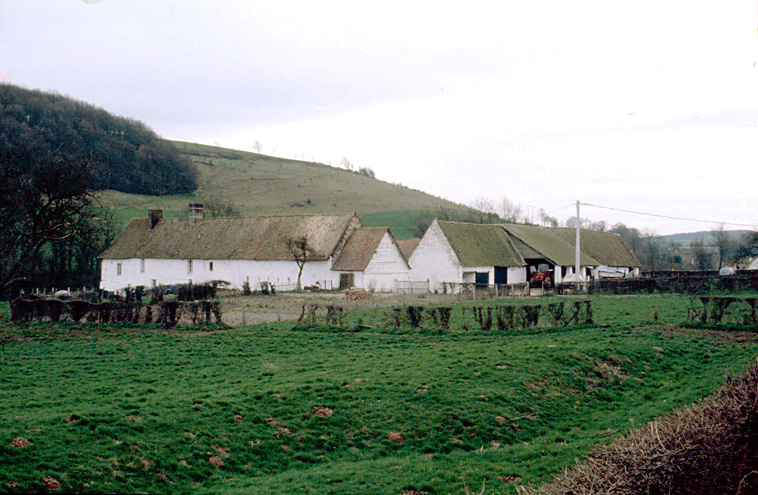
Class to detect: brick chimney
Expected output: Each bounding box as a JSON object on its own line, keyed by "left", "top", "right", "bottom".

{"left": 189, "top": 203, "right": 204, "bottom": 226}
{"left": 148, "top": 209, "right": 163, "bottom": 229}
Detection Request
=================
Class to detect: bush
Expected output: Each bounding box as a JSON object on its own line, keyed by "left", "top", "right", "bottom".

{"left": 523, "top": 364, "right": 758, "bottom": 495}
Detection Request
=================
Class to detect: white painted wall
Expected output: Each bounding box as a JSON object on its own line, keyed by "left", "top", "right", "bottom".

{"left": 362, "top": 232, "right": 410, "bottom": 292}
{"left": 508, "top": 267, "right": 527, "bottom": 284}
{"left": 408, "top": 220, "right": 462, "bottom": 292}
{"left": 100, "top": 257, "right": 335, "bottom": 292}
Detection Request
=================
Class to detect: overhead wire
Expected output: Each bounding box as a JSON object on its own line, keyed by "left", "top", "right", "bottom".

{"left": 579, "top": 202, "right": 758, "bottom": 230}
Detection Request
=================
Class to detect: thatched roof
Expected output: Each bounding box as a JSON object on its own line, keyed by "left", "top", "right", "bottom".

{"left": 550, "top": 227, "right": 642, "bottom": 268}
{"left": 501, "top": 224, "right": 599, "bottom": 266}
{"left": 99, "top": 214, "right": 361, "bottom": 261}
{"left": 332, "top": 227, "right": 406, "bottom": 271}
{"left": 438, "top": 221, "right": 524, "bottom": 267}
{"left": 431, "top": 221, "right": 640, "bottom": 269}
{"left": 396, "top": 238, "right": 420, "bottom": 261}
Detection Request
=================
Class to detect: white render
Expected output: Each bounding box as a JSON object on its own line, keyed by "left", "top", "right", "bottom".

{"left": 361, "top": 232, "right": 410, "bottom": 292}
{"left": 100, "top": 257, "right": 336, "bottom": 292}
{"left": 408, "top": 220, "right": 463, "bottom": 292}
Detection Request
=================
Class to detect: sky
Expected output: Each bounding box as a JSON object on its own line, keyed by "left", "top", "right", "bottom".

{"left": 2, "top": 1, "right": 758, "bottom": 235}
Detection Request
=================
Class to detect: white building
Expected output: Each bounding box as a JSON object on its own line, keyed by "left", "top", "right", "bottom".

{"left": 409, "top": 219, "right": 642, "bottom": 292}
{"left": 331, "top": 227, "right": 410, "bottom": 291}
{"left": 409, "top": 220, "right": 528, "bottom": 292}
{"left": 99, "top": 208, "right": 364, "bottom": 292}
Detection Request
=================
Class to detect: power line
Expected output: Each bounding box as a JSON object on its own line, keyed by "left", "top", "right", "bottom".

{"left": 580, "top": 202, "right": 758, "bottom": 230}
{"left": 547, "top": 203, "right": 576, "bottom": 214}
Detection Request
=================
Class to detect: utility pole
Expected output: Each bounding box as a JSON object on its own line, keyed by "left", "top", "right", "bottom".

{"left": 575, "top": 200, "right": 581, "bottom": 288}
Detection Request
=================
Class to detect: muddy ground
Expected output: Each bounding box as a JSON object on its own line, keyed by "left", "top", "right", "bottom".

{"left": 218, "top": 290, "right": 461, "bottom": 326}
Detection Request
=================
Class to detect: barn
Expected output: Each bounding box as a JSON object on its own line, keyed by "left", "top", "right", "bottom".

{"left": 409, "top": 219, "right": 641, "bottom": 292}
{"left": 331, "top": 227, "right": 410, "bottom": 291}
{"left": 408, "top": 220, "right": 527, "bottom": 292}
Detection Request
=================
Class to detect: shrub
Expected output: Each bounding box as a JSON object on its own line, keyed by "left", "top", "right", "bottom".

{"left": 523, "top": 364, "right": 758, "bottom": 495}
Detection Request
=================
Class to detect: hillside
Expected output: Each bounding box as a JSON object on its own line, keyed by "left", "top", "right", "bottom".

{"left": 100, "top": 141, "right": 472, "bottom": 238}
{"left": 657, "top": 230, "right": 751, "bottom": 246}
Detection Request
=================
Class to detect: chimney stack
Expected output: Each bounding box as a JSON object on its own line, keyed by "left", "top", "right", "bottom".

{"left": 189, "top": 203, "right": 204, "bottom": 226}
{"left": 148, "top": 209, "right": 163, "bottom": 229}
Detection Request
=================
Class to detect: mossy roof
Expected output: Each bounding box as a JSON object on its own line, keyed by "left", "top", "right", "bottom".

{"left": 99, "top": 214, "right": 360, "bottom": 261}
{"left": 549, "top": 227, "right": 642, "bottom": 267}
{"left": 501, "top": 224, "right": 598, "bottom": 266}
{"left": 438, "top": 221, "right": 524, "bottom": 267}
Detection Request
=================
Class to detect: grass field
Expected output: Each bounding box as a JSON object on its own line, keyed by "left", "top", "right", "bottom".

{"left": 100, "top": 142, "right": 469, "bottom": 236}
{"left": 1, "top": 295, "right": 756, "bottom": 494}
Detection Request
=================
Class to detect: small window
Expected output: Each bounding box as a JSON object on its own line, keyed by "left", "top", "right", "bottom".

{"left": 209, "top": 261, "right": 214, "bottom": 272}
{"left": 117, "top": 262, "right": 122, "bottom": 276}
{"left": 187, "top": 260, "right": 193, "bottom": 273}
{"left": 140, "top": 258, "right": 145, "bottom": 273}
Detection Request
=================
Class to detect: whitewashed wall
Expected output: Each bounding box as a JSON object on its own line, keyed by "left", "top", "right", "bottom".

{"left": 362, "top": 232, "right": 410, "bottom": 292}
{"left": 460, "top": 266, "right": 527, "bottom": 285}
{"left": 408, "top": 220, "right": 462, "bottom": 292}
{"left": 100, "top": 257, "right": 335, "bottom": 292}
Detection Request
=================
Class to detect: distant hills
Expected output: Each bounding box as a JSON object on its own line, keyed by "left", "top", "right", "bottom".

{"left": 658, "top": 230, "right": 752, "bottom": 246}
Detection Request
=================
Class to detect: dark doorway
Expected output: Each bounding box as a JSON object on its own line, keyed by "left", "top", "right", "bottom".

{"left": 339, "top": 273, "right": 355, "bottom": 290}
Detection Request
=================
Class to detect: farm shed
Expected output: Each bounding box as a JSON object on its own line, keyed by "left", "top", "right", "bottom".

{"left": 408, "top": 220, "right": 642, "bottom": 292}
{"left": 408, "top": 220, "right": 527, "bottom": 292}
{"left": 331, "top": 227, "right": 410, "bottom": 292}
{"left": 501, "top": 224, "right": 642, "bottom": 283}
{"left": 99, "top": 208, "right": 362, "bottom": 292}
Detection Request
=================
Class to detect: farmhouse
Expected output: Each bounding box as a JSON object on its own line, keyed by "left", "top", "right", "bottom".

{"left": 99, "top": 208, "right": 365, "bottom": 292}
{"left": 409, "top": 219, "right": 641, "bottom": 292}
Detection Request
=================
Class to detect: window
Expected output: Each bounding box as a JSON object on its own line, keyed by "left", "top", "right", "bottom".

{"left": 117, "top": 262, "right": 122, "bottom": 276}
{"left": 140, "top": 258, "right": 145, "bottom": 273}
{"left": 187, "top": 260, "right": 193, "bottom": 273}
{"left": 209, "top": 261, "right": 214, "bottom": 272}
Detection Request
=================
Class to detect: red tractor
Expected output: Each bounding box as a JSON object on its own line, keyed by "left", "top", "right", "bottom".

{"left": 529, "top": 264, "right": 553, "bottom": 289}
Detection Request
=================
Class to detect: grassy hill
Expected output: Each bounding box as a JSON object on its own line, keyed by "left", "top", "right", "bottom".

{"left": 100, "top": 142, "right": 472, "bottom": 238}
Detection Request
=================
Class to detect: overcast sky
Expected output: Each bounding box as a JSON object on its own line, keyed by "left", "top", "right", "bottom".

{"left": 2, "top": 1, "right": 757, "bottom": 234}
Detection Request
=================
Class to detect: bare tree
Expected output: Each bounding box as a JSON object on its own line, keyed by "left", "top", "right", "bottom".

{"left": 499, "top": 197, "right": 524, "bottom": 223}
{"left": 341, "top": 157, "right": 354, "bottom": 171}
{"left": 253, "top": 140, "right": 262, "bottom": 153}
{"left": 692, "top": 238, "right": 713, "bottom": 271}
{"left": 710, "top": 224, "right": 732, "bottom": 270}
{"left": 285, "top": 235, "right": 316, "bottom": 291}
{"left": 538, "top": 209, "right": 559, "bottom": 227}
{"left": 469, "top": 197, "right": 497, "bottom": 223}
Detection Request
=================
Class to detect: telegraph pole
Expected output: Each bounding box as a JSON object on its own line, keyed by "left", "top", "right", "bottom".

{"left": 575, "top": 200, "right": 581, "bottom": 288}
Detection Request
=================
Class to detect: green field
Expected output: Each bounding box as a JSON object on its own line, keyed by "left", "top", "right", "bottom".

{"left": 100, "top": 142, "right": 470, "bottom": 237}
{"left": 1, "top": 295, "right": 756, "bottom": 494}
